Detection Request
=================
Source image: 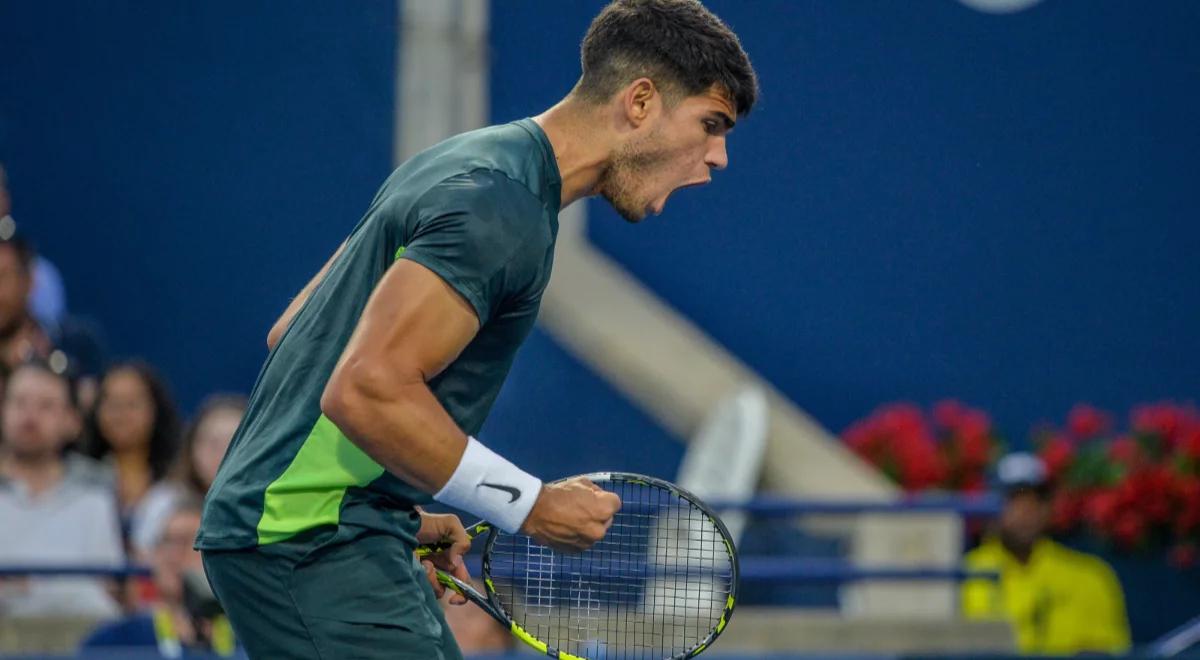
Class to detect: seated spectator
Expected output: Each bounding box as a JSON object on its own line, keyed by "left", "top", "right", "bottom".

{"left": 962, "top": 452, "right": 1131, "bottom": 655}
{"left": 134, "top": 394, "right": 247, "bottom": 556}
{"left": 0, "top": 359, "right": 124, "bottom": 618}
{"left": 81, "top": 498, "right": 239, "bottom": 658}
{"left": 83, "top": 361, "right": 180, "bottom": 549}
{"left": 0, "top": 224, "right": 52, "bottom": 369}
{"left": 0, "top": 164, "right": 108, "bottom": 409}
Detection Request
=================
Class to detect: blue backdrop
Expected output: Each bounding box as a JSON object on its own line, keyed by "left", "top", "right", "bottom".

{"left": 0, "top": 1, "right": 396, "bottom": 407}
{"left": 2, "top": 1, "right": 1197, "bottom": 466}
{"left": 490, "top": 0, "right": 1200, "bottom": 442}
{"left": 3, "top": 0, "right": 1199, "bottom": 643}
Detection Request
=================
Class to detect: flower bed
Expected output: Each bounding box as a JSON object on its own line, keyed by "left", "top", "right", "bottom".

{"left": 843, "top": 400, "right": 1200, "bottom": 567}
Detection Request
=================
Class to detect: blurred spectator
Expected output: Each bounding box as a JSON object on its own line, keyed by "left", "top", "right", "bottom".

{"left": 962, "top": 452, "right": 1131, "bottom": 655}
{"left": 0, "top": 163, "right": 107, "bottom": 409}
{"left": 441, "top": 580, "right": 516, "bottom": 655}
{"left": 0, "top": 359, "right": 123, "bottom": 618}
{"left": 134, "top": 394, "right": 246, "bottom": 556}
{"left": 83, "top": 361, "right": 181, "bottom": 549}
{"left": 0, "top": 222, "right": 52, "bottom": 369}
{"left": 0, "top": 162, "right": 62, "bottom": 329}
{"left": 31, "top": 256, "right": 66, "bottom": 332}
{"left": 81, "top": 498, "right": 239, "bottom": 657}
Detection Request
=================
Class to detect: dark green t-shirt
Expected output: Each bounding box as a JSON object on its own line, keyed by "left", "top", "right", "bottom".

{"left": 196, "top": 119, "right": 561, "bottom": 550}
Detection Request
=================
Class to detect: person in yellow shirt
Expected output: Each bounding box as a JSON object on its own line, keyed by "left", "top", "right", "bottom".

{"left": 963, "top": 452, "right": 1131, "bottom": 655}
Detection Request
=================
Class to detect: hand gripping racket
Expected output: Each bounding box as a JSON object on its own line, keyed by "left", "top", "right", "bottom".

{"left": 415, "top": 472, "right": 739, "bottom": 660}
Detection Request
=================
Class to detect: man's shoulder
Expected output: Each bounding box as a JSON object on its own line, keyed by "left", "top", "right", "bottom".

{"left": 964, "top": 537, "right": 1007, "bottom": 566}
{"left": 418, "top": 168, "right": 546, "bottom": 218}
{"left": 1041, "top": 539, "right": 1119, "bottom": 579}
{"left": 385, "top": 120, "right": 554, "bottom": 212}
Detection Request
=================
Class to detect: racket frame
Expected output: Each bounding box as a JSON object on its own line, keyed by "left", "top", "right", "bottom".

{"left": 416, "top": 472, "right": 739, "bottom": 660}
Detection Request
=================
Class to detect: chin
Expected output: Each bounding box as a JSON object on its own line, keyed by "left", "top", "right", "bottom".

{"left": 618, "top": 208, "right": 648, "bottom": 224}
{"left": 602, "top": 191, "right": 648, "bottom": 223}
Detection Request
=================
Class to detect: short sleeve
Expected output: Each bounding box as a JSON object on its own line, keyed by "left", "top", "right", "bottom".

{"left": 397, "top": 171, "right": 549, "bottom": 326}
{"left": 960, "top": 548, "right": 1002, "bottom": 619}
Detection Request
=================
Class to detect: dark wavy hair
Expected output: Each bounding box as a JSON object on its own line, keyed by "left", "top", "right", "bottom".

{"left": 83, "top": 360, "right": 180, "bottom": 481}
{"left": 575, "top": 0, "right": 759, "bottom": 116}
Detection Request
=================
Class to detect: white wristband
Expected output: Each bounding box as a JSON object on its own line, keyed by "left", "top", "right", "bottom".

{"left": 434, "top": 437, "right": 542, "bottom": 534}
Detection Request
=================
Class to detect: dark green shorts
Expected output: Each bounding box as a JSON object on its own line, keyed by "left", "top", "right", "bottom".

{"left": 201, "top": 526, "right": 464, "bottom": 660}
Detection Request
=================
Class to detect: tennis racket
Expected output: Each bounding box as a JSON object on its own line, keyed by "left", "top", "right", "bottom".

{"left": 416, "top": 472, "right": 738, "bottom": 660}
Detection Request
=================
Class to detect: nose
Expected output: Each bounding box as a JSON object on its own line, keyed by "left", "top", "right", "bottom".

{"left": 705, "top": 136, "right": 728, "bottom": 171}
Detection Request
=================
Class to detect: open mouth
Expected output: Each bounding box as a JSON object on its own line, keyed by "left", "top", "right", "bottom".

{"left": 652, "top": 179, "right": 711, "bottom": 216}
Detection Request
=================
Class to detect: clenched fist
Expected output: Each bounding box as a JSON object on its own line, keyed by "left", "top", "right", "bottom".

{"left": 520, "top": 477, "right": 622, "bottom": 553}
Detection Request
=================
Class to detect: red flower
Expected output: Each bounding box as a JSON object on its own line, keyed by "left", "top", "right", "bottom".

{"left": 878, "top": 403, "right": 929, "bottom": 439}
{"left": 893, "top": 429, "right": 946, "bottom": 491}
{"left": 934, "top": 400, "right": 992, "bottom": 439}
{"left": 1112, "top": 511, "right": 1146, "bottom": 548}
{"left": 933, "top": 400, "right": 968, "bottom": 431}
{"left": 1174, "top": 476, "right": 1200, "bottom": 535}
{"left": 844, "top": 403, "right": 961, "bottom": 493}
{"left": 1039, "top": 435, "right": 1075, "bottom": 479}
{"left": 1132, "top": 402, "right": 1200, "bottom": 447}
{"left": 955, "top": 431, "right": 992, "bottom": 470}
{"left": 1176, "top": 475, "right": 1200, "bottom": 505}
{"left": 1051, "top": 490, "right": 1084, "bottom": 532}
{"left": 1084, "top": 490, "right": 1120, "bottom": 528}
{"left": 1068, "top": 404, "right": 1113, "bottom": 441}
{"left": 1177, "top": 428, "right": 1200, "bottom": 460}
{"left": 1131, "top": 468, "right": 1175, "bottom": 525}
{"left": 844, "top": 421, "right": 874, "bottom": 454}
{"left": 1108, "top": 435, "right": 1142, "bottom": 467}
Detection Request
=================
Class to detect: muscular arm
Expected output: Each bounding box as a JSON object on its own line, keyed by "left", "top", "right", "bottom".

{"left": 267, "top": 241, "right": 348, "bottom": 350}
{"left": 319, "top": 259, "right": 479, "bottom": 493}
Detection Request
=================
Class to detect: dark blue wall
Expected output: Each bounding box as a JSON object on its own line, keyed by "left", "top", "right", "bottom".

{"left": 491, "top": 0, "right": 1200, "bottom": 441}
{"left": 488, "top": 4, "right": 1200, "bottom": 637}
{"left": 3, "top": 1, "right": 1198, "bottom": 446}
{"left": 2, "top": 0, "right": 1198, "bottom": 642}
{"left": 0, "top": 1, "right": 396, "bottom": 408}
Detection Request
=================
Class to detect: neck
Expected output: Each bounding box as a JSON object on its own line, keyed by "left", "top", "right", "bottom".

{"left": 999, "top": 532, "right": 1037, "bottom": 564}
{"left": 533, "top": 97, "right": 615, "bottom": 208}
{"left": 1, "top": 451, "right": 65, "bottom": 497}
{"left": 114, "top": 445, "right": 151, "bottom": 467}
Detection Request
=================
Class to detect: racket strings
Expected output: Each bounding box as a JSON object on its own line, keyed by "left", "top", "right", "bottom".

{"left": 488, "top": 478, "right": 734, "bottom": 659}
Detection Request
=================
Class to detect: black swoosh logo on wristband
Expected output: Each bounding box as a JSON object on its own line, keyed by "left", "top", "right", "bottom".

{"left": 479, "top": 482, "right": 521, "bottom": 503}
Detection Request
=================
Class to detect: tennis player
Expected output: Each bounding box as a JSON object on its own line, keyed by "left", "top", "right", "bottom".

{"left": 197, "top": 1, "right": 758, "bottom": 657}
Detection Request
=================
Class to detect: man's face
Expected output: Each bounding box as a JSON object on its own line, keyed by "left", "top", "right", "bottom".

{"left": 1, "top": 367, "right": 74, "bottom": 459}
{"left": 0, "top": 245, "right": 31, "bottom": 333}
{"left": 151, "top": 510, "right": 204, "bottom": 603}
{"left": 599, "top": 85, "right": 735, "bottom": 223}
{"left": 999, "top": 490, "right": 1051, "bottom": 548}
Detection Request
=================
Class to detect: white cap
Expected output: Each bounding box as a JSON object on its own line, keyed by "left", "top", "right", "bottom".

{"left": 996, "top": 452, "right": 1048, "bottom": 489}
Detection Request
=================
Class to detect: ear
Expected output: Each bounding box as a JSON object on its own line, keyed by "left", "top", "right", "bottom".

{"left": 619, "top": 77, "right": 660, "bottom": 128}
